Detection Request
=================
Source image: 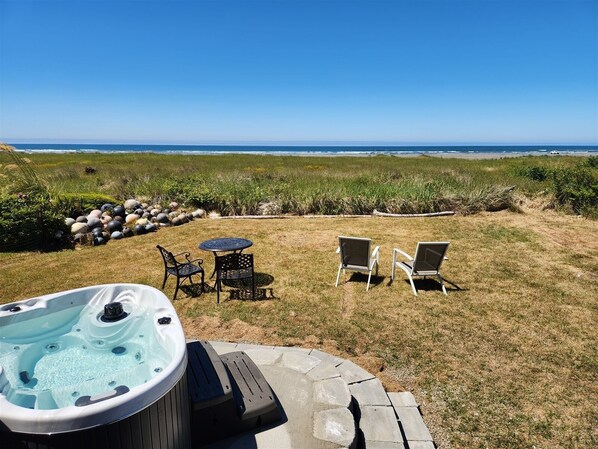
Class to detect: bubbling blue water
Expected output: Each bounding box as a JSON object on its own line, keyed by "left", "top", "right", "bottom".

{"left": 0, "top": 291, "right": 170, "bottom": 410}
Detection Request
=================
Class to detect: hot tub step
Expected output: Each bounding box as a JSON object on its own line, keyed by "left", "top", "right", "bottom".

{"left": 186, "top": 340, "right": 232, "bottom": 410}
{"left": 220, "top": 351, "right": 281, "bottom": 424}
{"left": 186, "top": 342, "right": 282, "bottom": 447}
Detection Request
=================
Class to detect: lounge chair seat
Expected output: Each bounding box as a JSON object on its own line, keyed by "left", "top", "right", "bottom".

{"left": 335, "top": 236, "right": 380, "bottom": 291}
{"left": 392, "top": 242, "right": 449, "bottom": 296}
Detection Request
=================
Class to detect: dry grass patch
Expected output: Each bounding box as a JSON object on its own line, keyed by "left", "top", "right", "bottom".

{"left": 1, "top": 210, "right": 597, "bottom": 449}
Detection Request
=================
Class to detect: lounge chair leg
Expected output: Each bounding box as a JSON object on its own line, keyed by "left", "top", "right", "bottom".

{"left": 437, "top": 274, "right": 447, "bottom": 295}
{"left": 335, "top": 264, "right": 343, "bottom": 287}
{"left": 366, "top": 271, "right": 372, "bottom": 291}
{"left": 408, "top": 275, "right": 418, "bottom": 296}
{"left": 161, "top": 272, "right": 169, "bottom": 289}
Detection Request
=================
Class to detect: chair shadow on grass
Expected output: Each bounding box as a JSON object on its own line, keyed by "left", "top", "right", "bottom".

{"left": 343, "top": 272, "right": 386, "bottom": 290}
{"left": 386, "top": 276, "right": 467, "bottom": 293}
{"left": 181, "top": 272, "right": 277, "bottom": 301}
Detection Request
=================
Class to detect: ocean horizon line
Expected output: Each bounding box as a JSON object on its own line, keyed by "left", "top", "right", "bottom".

{"left": 6, "top": 143, "right": 598, "bottom": 155}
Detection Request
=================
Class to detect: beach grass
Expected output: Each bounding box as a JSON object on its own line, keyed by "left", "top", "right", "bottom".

{"left": 0, "top": 152, "right": 585, "bottom": 216}
{"left": 0, "top": 207, "right": 596, "bottom": 449}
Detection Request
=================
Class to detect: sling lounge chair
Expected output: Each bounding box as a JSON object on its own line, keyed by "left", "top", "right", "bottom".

{"left": 391, "top": 242, "right": 449, "bottom": 296}
{"left": 335, "top": 236, "right": 380, "bottom": 291}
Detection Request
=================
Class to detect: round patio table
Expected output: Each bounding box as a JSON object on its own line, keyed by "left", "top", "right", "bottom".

{"left": 198, "top": 237, "right": 253, "bottom": 253}
{"left": 198, "top": 237, "right": 253, "bottom": 278}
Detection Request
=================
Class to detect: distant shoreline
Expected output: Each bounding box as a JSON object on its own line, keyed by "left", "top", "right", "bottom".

{"left": 11, "top": 150, "right": 595, "bottom": 160}
{"left": 8, "top": 143, "right": 597, "bottom": 160}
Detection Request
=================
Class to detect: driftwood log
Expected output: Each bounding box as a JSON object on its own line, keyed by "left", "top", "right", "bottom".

{"left": 210, "top": 211, "right": 454, "bottom": 219}
{"left": 372, "top": 210, "right": 455, "bottom": 218}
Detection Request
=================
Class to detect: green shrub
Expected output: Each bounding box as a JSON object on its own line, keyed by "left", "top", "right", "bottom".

{"left": 583, "top": 156, "right": 598, "bottom": 168}
{"left": 552, "top": 164, "right": 598, "bottom": 218}
{"left": 54, "top": 193, "right": 119, "bottom": 217}
{"left": 517, "top": 166, "right": 552, "bottom": 182}
{"left": 0, "top": 193, "right": 68, "bottom": 252}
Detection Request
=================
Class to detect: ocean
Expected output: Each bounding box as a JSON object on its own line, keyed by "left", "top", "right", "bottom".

{"left": 8, "top": 143, "right": 598, "bottom": 156}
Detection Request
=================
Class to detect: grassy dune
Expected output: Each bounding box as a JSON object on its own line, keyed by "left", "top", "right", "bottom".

{"left": 0, "top": 152, "right": 584, "bottom": 215}
{"left": 1, "top": 208, "right": 597, "bottom": 449}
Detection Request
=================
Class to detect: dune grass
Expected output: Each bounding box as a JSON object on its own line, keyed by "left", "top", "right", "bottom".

{"left": 0, "top": 152, "right": 585, "bottom": 216}
{"left": 1, "top": 208, "right": 596, "bottom": 449}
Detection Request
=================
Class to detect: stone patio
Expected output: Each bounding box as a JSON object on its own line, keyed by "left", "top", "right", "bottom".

{"left": 204, "top": 341, "right": 436, "bottom": 449}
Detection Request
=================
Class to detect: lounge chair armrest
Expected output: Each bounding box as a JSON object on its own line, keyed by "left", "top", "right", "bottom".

{"left": 369, "top": 245, "right": 381, "bottom": 269}
{"left": 336, "top": 247, "right": 340, "bottom": 253}
{"left": 187, "top": 257, "right": 203, "bottom": 265}
{"left": 370, "top": 245, "right": 380, "bottom": 260}
{"left": 393, "top": 248, "right": 413, "bottom": 261}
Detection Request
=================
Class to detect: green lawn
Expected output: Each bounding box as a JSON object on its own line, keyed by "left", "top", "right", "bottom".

{"left": 1, "top": 208, "right": 596, "bottom": 449}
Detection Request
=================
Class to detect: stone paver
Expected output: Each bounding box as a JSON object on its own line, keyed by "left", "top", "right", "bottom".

{"left": 279, "top": 351, "right": 322, "bottom": 374}
{"left": 309, "top": 349, "right": 346, "bottom": 367}
{"left": 313, "top": 377, "right": 352, "bottom": 408}
{"left": 244, "top": 348, "right": 283, "bottom": 365}
{"left": 407, "top": 442, "right": 435, "bottom": 449}
{"left": 394, "top": 407, "right": 433, "bottom": 442}
{"left": 313, "top": 408, "right": 357, "bottom": 448}
{"left": 202, "top": 342, "right": 435, "bottom": 449}
{"left": 208, "top": 340, "right": 238, "bottom": 354}
{"left": 363, "top": 442, "right": 405, "bottom": 449}
{"left": 359, "top": 406, "right": 403, "bottom": 443}
{"left": 337, "top": 360, "right": 375, "bottom": 384}
{"left": 307, "top": 362, "right": 342, "bottom": 381}
{"left": 235, "top": 343, "right": 276, "bottom": 352}
{"left": 279, "top": 346, "right": 312, "bottom": 354}
{"left": 387, "top": 391, "right": 418, "bottom": 408}
{"left": 349, "top": 378, "right": 391, "bottom": 406}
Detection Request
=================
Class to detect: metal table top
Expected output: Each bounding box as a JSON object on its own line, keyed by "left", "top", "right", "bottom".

{"left": 198, "top": 237, "right": 253, "bottom": 253}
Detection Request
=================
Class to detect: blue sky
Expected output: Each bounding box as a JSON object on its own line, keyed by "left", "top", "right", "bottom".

{"left": 0, "top": 0, "right": 596, "bottom": 145}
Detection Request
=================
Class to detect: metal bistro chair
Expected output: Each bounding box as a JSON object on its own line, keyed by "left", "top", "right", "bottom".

{"left": 157, "top": 245, "right": 205, "bottom": 300}
{"left": 215, "top": 253, "right": 255, "bottom": 303}
{"left": 391, "top": 242, "right": 450, "bottom": 296}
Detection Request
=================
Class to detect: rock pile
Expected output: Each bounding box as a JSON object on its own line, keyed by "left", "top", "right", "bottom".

{"left": 64, "top": 199, "right": 206, "bottom": 246}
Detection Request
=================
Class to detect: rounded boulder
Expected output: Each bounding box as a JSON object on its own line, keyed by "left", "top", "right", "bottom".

{"left": 124, "top": 199, "right": 139, "bottom": 210}
{"left": 192, "top": 209, "right": 206, "bottom": 219}
{"left": 86, "top": 216, "right": 102, "bottom": 230}
{"left": 71, "top": 222, "right": 88, "bottom": 235}
{"left": 112, "top": 205, "right": 126, "bottom": 218}
{"left": 107, "top": 220, "right": 123, "bottom": 233}
{"left": 156, "top": 213, "right": 169, "bottom": 223}
{"left": 125, "top": 214, "right": 140, "bottom": 225}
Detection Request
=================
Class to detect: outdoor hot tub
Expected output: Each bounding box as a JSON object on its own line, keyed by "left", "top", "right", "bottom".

{"left": 0, "top": 284, "right": 190, "bottom": 449}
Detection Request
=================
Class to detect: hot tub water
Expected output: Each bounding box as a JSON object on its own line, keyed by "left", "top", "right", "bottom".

{"left": 0, "top": 289, "right": 169, "bottom": 411}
